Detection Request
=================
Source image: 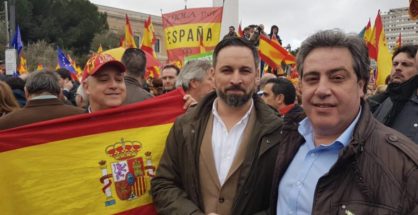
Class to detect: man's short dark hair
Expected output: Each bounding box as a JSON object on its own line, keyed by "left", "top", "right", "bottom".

{"left": 266, "top": 78, "right": 296, "bottom": 105}
{"left": 121, "top": 48, "right": 147, "bottom": 78}
{"left": 162, "top": 64, "right": 180, "bottom": 75}
{"left": 56, "top": 68, "right": 72, "bottom": 80}
{"left": 25, "top": 71, "right": 61, "bottom": 96}
{"left": 229, "top": 26, "right": 235, "bottom": 30}
{"left": 5, "top": 76, "right": 25, "bottom": 90}
{"left": 213, "top": 37, "right": 259, "bottom": 68}
{"left": 297, "top": 29, "right": 370, "bottom": 93}
{"left": 392, "top": 44, "right": 418, "bottom": 60}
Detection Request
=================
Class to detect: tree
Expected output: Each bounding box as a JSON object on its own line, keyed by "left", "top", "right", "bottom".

{"left": 0, "top": 20, "right": 6, "bottom": 61}
{"left": 90, "top": 30, "right": 121, "bottom": 52}
{"left": 25, "top": 40, "right": 57, "bottom": 71}
{"left": 1, "top": 0, "right": 108, "bottom": 56}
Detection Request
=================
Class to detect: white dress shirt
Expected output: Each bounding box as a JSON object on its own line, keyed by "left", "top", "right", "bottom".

{"left": 211, "top": 98, "right": 254, "bottom": 185}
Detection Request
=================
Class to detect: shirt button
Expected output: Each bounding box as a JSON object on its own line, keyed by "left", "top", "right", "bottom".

{"left": 218, "top": 197, "right": 225, "bottom": 203}
{"left": 414, "top": 123, "right": 418, "bottom": 128}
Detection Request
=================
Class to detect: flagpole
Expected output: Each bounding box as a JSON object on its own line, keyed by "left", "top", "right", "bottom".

{"left": 4, "top": 1, "right": 9, "bottom": 47}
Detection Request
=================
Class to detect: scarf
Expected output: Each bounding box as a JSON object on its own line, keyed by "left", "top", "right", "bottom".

{"left": 384, "top": 74, "right": 418, "bottom": 126}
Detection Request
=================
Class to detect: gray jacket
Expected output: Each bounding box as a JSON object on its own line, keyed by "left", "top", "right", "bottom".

{"left": 372, "top": 91, "right": 418, "bottom": 144}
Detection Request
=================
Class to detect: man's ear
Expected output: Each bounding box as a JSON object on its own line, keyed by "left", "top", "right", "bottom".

{"left": 256, "top": 68, "right": 260, "bottom": 82}
{"left": 276, "top": 94, "right": 284, "bottom": 106}
{"left": 82, "top": 80, "right": 90, "bottom": 96}
{"left": 358, "top": 79, "right": 365, "bottom": 98}
{"left": 190, "top": 79, "right": 199, "bottom": 89}
{"left": 209, "top": 67, "right": 215, "bottom": 84}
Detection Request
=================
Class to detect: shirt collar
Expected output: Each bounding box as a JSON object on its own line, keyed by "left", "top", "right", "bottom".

{"left": 31, "top": 95, "right": 58, "bottom": 100}
{"left": 212, "top": 98, "right": 254, "bottom": 126}
{"left": 298, "top": 107, "right": 362, "bottom": 150}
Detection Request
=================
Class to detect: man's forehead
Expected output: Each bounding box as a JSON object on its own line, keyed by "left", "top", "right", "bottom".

{"left": 93, "top": 68, "right": 123, "bottom": 77}
{"left": 394, "top": 52, "right": 416, "bottom": 61}
{"left": 162, "top": 68, "right": 177, "bottom": 76}
{"left": 215, "top": 46, "right": 256, "bottom": 67}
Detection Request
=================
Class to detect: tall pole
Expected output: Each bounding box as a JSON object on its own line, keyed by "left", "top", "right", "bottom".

{"left": 213, "top": 0, "right": 238, "bottom": 39}
{"left": 9, "top": 0, "right": 15, "bottom": 43}
{"left": 4, "top": 1, "right": 9, "bottom": 47}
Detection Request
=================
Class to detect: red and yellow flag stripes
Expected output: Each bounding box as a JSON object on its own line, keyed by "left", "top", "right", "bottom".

{"left": 0, "top": 89, "right": 186, "bottom": 214}
{"left": 124, "top": 14, "right": 137, "bottom": 48}
{"left": 162, "top": 7, "right": 223, "bottom": 62}
{"left": 258, "top": 34, "right": 296, "bottom": 68}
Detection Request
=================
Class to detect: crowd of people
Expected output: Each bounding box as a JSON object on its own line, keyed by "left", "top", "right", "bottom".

{"left": 0, "top": 28, "right": 418, "bottom": 214}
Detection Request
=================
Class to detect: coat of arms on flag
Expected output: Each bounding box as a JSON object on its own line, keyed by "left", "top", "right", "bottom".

{"left": 98, "top": 138, "right": 156, "bottom": 207}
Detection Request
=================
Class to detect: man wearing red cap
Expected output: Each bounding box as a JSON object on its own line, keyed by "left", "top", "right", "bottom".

{"left": 82, "top": 53, "right": 127, "bottom": 113}
{"left": 82, "top": 53, "right": 196, "bottom": 113}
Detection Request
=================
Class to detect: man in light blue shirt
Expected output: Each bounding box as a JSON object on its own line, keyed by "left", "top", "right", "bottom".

{"left": 269, "top": 30, "right": 418, "bottom": 215}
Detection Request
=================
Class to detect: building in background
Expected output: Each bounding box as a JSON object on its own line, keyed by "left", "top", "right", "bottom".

{"left": 96, "top": 4, "right": 168, "bottom": 63}
{"left": 382, "top": 7, "right": 418, "bottom": 49}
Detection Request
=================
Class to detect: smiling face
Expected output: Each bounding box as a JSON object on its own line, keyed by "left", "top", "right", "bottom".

{"left": 211, "top": 46, "right": 258, "bottom": 108}
{"left": 83, "top": 66, "right": 126, "bottom": 112}
{"left": 301, "top": 47, "right": 364, "bottom": 139}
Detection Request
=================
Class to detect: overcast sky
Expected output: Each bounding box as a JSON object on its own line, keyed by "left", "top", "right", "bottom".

{"left": 90, "top": 0, "right": 408, "bottom": 48}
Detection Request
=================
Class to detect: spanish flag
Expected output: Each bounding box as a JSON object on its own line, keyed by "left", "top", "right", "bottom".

{"left": 124, "top": 14, "right": 137, "bottom": 48}
{"left": 373, "top": 10, "right": 392, "bottom": 86}
{"left": 162, "top": 7, "right": 223, "bottom": 62}
{"left": 17, "top": 55, "right": 28, "bottom": 74}
{"left": 98, "top": 44, "right": 104, "bottom": 53}
{"left": 36, "top": 63, "right": 44, "bottom": 71}
{"left": 141, "top": 16, "right": 161, "bottom": 78}
{"left": 0, "top": 89, "right": 186, "bottom": 214}
{"left": 258, "top": 34, "right": 296, "bottom": 69}
{"left": 363, "top": 19, "right": 377, "bottom": 60}
{"left": 238, "top": 21, "right": 244, "bottom": 37}
{"left": 395, "top": 32, "right": 402, "bottom": 49}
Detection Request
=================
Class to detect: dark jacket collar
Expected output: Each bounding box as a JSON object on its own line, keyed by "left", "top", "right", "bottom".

{"left": 350, "top": 99, "right": 377, "bottom": 153}
{"left": 124, "top": 76, "right": 142, "bottom": 87}
{"left": 25, "top": 98, "right": 64, "bottom": 108}
{"left": 282, "top": 104, "right": 305, "bottom": 131}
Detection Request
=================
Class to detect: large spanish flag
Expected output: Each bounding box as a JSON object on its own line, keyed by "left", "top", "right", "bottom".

{"left": 162, "top": 7, "right": 223, "bottom": 63}
{"left": 0, "top": 89, "right": 186, "bottom": 214}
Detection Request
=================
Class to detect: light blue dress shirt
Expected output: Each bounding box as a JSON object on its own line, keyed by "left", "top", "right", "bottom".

{"left": 277, "top": 109, "right": 361, "bottom": 215}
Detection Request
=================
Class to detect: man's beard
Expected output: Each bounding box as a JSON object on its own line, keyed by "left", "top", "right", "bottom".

{"left": 217, "top": 85, "right": 253, "bottom": 107}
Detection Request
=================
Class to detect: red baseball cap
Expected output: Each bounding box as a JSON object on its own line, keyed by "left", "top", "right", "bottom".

{"left": 82, "top": 53, "right": 126, "bottom": 81}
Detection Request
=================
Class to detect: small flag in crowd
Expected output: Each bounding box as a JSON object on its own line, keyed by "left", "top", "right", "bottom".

{"left": 11, "top": 25, "right": 23, "bottom": 55}
{"left": 124, "top": 14, "right": 137, "bottom": 48}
